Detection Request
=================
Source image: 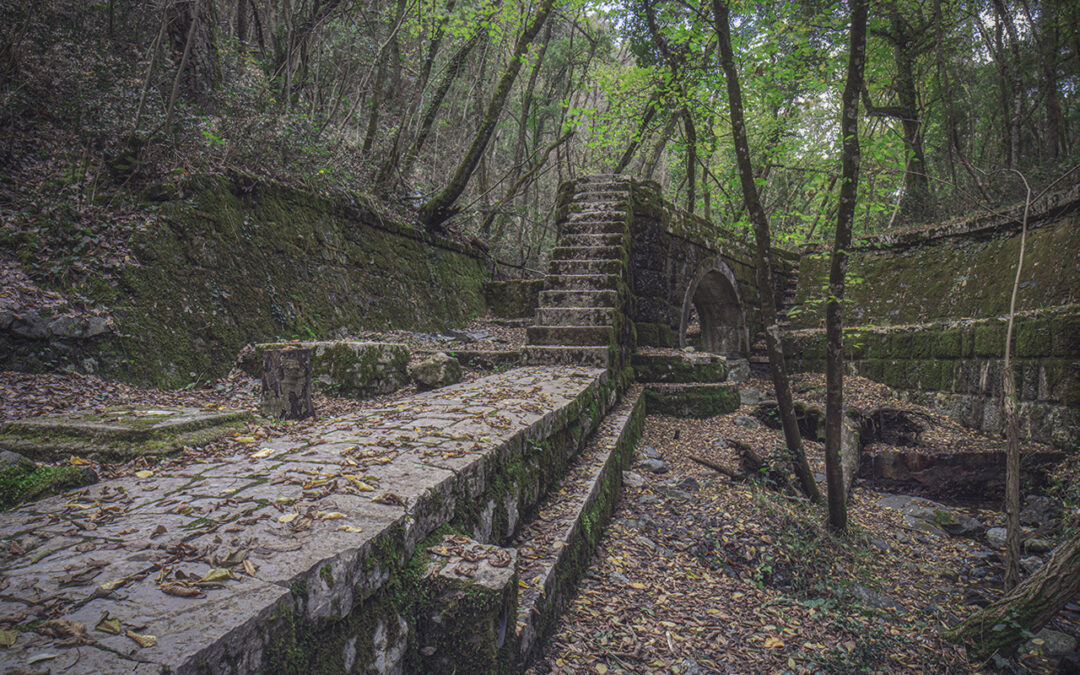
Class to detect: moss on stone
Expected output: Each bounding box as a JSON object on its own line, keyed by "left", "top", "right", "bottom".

{"left": 0, "top": 460, "right": 93, "bottom": 510}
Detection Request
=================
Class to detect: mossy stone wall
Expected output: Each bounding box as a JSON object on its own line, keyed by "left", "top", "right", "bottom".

{"left": 792, "top": 193, "right": 1080, "bottom": 329}
{"left": 784, "top": 308, "right": 1080, "bottom": 448}
{"left": 7, "top": 172, "right": 488, "bottom": 387}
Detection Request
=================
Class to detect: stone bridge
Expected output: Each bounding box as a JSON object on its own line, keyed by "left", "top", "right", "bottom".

{"left": 524, "top": 174, "right": 797, "bottom": 375}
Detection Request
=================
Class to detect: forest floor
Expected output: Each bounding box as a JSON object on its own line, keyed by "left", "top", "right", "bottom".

{"left": 1, "top": 344, "right": 1077, "bottom": 674}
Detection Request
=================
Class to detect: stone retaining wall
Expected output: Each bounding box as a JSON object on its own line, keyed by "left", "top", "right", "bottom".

{"left": 784, "top": 308, "right": 1079, "bottom": 448}
{"left": 0, "top": 171, "right": 488, "bottom": 387}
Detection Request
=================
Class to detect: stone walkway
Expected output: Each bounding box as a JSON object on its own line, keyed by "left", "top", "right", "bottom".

{"left": 0, "top": 366, "right": 608, "bottom": 673}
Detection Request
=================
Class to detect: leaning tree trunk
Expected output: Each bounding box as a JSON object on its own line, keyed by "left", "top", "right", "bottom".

{"left": 947, "top": 529, "right": 1080, "bottom": 660}
{"left": 711, "top": 0, "right": 821, "bottom": 504}
{"left": 823, "top": 0, "right": 868, "bottom": 532}
{"left": 419, "top": 0, "right": 556, "bottom": 231}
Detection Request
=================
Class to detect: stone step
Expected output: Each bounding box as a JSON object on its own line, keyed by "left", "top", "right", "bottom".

{"left": 544, "top": 273, "right": 620, "bottom": 292}
{"left": 538, "top": 289, "right": 617, "bottom": 308}
{"left": 564, "top": 209, "right": 627, "bottom": 223}
{"left": 551, "top": 245, "right": 624, "bottom": 262}
{"left": 549, "top": 259, "right": 622, "bottom": 276}
{"left": 572, "top": 183, "right": 631, "bottom": 197}
{"left": 559, "top": 233, "right": 625, "bottom": 248}
{"left": 560, "top": 220, "right": 627, "bottom": 236}
{"left": 570, "top": 190, "right": 630, "bottom": 203}
{"left": 514, "top": 387, "right": 644, "bottom": 667}
{"left": 526, "top": 325, "right": 615, "bottom": 347}
{"left": 523, "top": 345, "right": 611, "bottom": 367}
{"left": 536, "top": 307, "right": 615, "bottom": 326}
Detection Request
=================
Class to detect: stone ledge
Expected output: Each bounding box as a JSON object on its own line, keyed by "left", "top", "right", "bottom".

{"left": 0, "top": 366, "right": 614, "bottom": 673}
{"left": 240, "top": 341, "right": 410, "bottom": 398}
{"left": 644, "top": 383, "right": 741, "bottom": 418}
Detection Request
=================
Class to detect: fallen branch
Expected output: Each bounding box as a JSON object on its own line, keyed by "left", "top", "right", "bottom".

{"left": 689, "top": 453, "right": 742, "bottom": 480}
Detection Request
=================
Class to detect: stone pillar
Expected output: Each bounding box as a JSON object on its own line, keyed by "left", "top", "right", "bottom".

{"left": 260, "top": 348, "right": 314, "bottom": 420}
{"left": 416, "top": 535, "right": 517, "bottom": 674}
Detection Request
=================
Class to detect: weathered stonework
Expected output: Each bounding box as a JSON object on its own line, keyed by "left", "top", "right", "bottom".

{"left": 0, "top": 406, "right": 250, "bottom": 461}
{"left": 0, "top": 366, "right": 616, "bottom": 673}
{"left": 1, "top": 171, "right": 487, "bottom": 387}
{"left": 784, "top": 308, "right": 1080, "bottom": 448}
{"left": 242, "top": 341, "right": 410, "bottom": 399}
{"left": 484, "top": 280, "right": 545, "bottom": 319}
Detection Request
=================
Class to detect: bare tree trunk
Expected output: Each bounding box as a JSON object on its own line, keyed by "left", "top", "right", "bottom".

{"left": 683, "top": 107, "right": 697, "bottom": 213}
{"left": 711, "top": 0, "right": 821, "bottom": 504}
{"left": 419, "top": 0, "right": 556, "bottom": 231}
{"left": 1002, "top": 169, "right": 1030, "bottom": 591}
{"left": 614, "top": 92, "right": 660, "bottom": 173}
{"left": 948, "top": 529, "right": 1080, "bottom": 659}
{"left": 643, "top": 110, "right": 678, "bottom": 180}
{"left": 399, "top": 34, "right": 480, "bottom": 183}
{"left": 823, "top": 0, "right": 868, "bottom": 533}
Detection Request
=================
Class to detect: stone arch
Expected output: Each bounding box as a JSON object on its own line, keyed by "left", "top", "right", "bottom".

{"left": 679, "top": 258, "right": 748, "bottom": 356}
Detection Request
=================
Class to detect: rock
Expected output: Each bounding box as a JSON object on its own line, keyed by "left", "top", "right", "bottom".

{"left": 848, "top": 583, "right": 901, "bottom": 611}
{"left": 609, "top": 571, "right": 631, "bottom": 585}
{"left": 637, "top": 458, "right": 669, "bottom": 474}
{"left": 640, "top": 445, "right": 662, "bottom": 459}
{"left": 0, "top": 450, "right": 27, "bottom": 467}
{"left": 1021, "top": 629, "right": 1078, "bottom": 658}
{"left": 726, "top": 358, "right": 750, "bottom": 382}
{"left": 1020, "top": 495, "right": 1060, "bottom": 528}
{"left": 933, "top": 509, "right": 984, "bottom": 537}
{"left": 986, "top": 527, "right": 1007, "bottom": 550}
{"left": 734, "top": 415, "right": 760, "bottom": 429}
{"left": 682, "top": 346, "right": 695, "bottom": 353}
{"left": 622, "top": 471, "right": 644, "bottom": 488}
{"left": 637, "top": 536, "right": 658, "bottom": 551}
{"left": 963, "top": 588, "right": 991, "bottom": 607}
{"left": 1020, "top": 556, "right": 1043, "bottom": 575}
{"left": 877, "top": 495, "right": 977, "bottom": 537}
{"left": 870, "top": 538, "right": 891, "bottom": 553}
{"left": 656, "top": 485, "right": 692, "bottom": 501}
{"left": 674, "top": 476, "right": 700, "bottom": 492}
{"left": 1058, "top": 652, "right": 1080, "bottom": 675}
{"left": 739, "top": 386, "right": 762, "bottom": 406}
{"left": 9, "top": 312, "right": 50, "bottom": 339}
{"left": 1025, "top": 537, "right": 1054, "bottom": 554}
{"left": 677, "top": 658, "right": 706, "bottom": 675}
{"left": 408, "top": 352, "right": 462, "bottom": 390}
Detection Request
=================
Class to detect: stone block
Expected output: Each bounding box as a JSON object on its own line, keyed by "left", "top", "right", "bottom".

{"left": 483, "top": 280, "right": 544, "bottom": 319}
{"left": 408, "top": 352, "right": 462, "bottom": 390}
{"left": 416, "top": 535, "right": 518, "bottom": 675}
{"left": 0, "top": 406, "right": 250, "bottom": 461}
{"left": 935, "top": 329, "right": 963, "bottom": 359}
{"left": 245, "top": 341, "right": 410, "bottom": 398}
{"left": 973, "top": 322, "right": 1005, "bottom": 357}
{"left": 1014, "top": 315, "right": 1053, "bottom": 358}
{"left": 645, "top": 383, "right": 740, "bottom": 418}
{"left": 632, "top": 351, "right": 727, "bottom": 383}
{"left": 634, "top": 322, "right": 676, "bottom": 348}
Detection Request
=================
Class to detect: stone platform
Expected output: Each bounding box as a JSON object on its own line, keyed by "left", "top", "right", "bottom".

{"left": 0, "top": 366, "right": 616, "bottom": 673}
{"left": 0, "top": 407, "right": 251, "bottom": 461}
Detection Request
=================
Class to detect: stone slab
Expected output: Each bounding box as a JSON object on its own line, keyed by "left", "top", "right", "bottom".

{"left": 241, "top": 341, "right": 410, "bottom": 398}
{"left": 0, "top": 366, "right": 607, "bottom": 673}
{"left": 0, "top": 407, "right": 251, "bottom": 461}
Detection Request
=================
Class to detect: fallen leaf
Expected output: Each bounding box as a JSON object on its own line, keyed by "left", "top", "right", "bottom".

{"left": 198, "top": 568, "right": 238, "bottom": 584}
{"left": 0, "top": 629, "right": 17, "bottom": 648}
{"left": 95, "top": 613, "right": 124, "bottom": 635}
{"left": 125, "top": 631, "right": 157, "bottom": 648}
{"left": 338, "top": 525, "right": 364, "bottom": 533}
{"left": 161, "top": 583, "right": 205, "bottom": 598}
{"left": 151, "top": 524, "right": 167, "bottom": 538}
{"left": 251, "top": 447, "right": 275, "bottom": 459}
{"left": 763, "top": 636, "right": 785, "bottom": 649}
{"left": 316, "top": 511, "right": 346, "bottom": 520}
{"left": 135, "top": 470, "right": 154, "bottom": 479}
{"left": 235, "top": 436, "right": 257, "bottom": 443}
{"left": 278, "top": 513, "right": 298, "bottom": 523}
{"left": 242, "top": 559, "right": 257, "bottom": 576}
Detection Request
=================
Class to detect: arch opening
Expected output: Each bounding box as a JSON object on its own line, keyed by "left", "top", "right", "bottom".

{"left": 679, "top": 261, "right": 747, "bottom": 357}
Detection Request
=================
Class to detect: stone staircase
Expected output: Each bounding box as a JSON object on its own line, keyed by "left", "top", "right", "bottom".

{"left": 524, "top": 175, "right": 633, "bottom": 369}
{"left": 748, "top": 262, "right": 799, "bottom": 377}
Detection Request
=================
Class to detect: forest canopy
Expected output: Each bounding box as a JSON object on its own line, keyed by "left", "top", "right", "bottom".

{"left": 1, "top": 0, "right": 1077, "bottom": 267}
